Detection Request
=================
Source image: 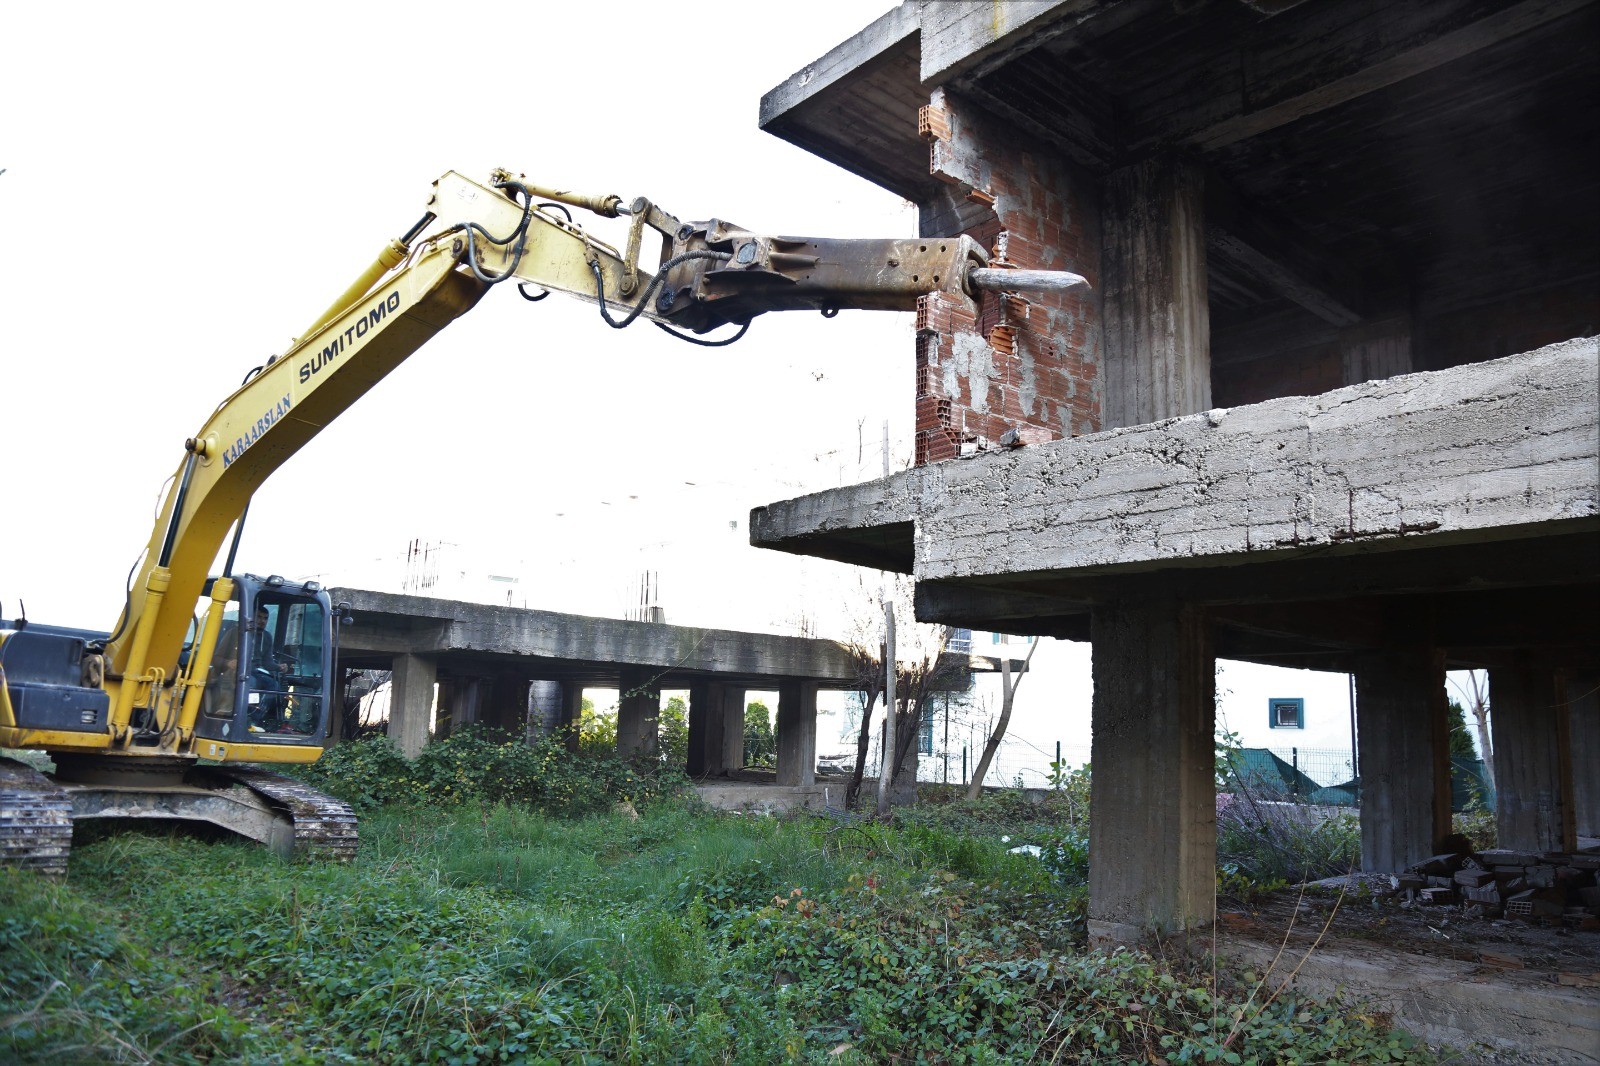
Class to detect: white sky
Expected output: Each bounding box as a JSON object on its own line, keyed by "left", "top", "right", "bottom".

{"left": 1, "top": 0, "right": 913, "bottom": 633}
{"left": 4, "top": 2, "right": 1438, "bottom": 777}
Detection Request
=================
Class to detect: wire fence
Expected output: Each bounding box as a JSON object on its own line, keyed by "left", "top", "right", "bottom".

{"left": 918, "top": 734, "right": 1091, "bottom": 789}
{"left": 1256, "top": 747, "right": 1357, "bottom": 789}
{"left": 909, "top": 740, "right": 1361, "bottom": 795}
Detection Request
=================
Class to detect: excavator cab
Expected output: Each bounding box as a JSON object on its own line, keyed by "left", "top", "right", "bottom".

{"left": 189, "top": 574, "right": 335, "bottom": 746}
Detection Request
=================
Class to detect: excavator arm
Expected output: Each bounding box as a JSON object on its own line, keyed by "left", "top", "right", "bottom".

{"left": 30, "top": 168, "right": 1087, "bottom": 755}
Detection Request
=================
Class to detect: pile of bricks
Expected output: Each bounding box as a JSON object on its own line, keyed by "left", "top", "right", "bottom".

{"left": 1392, "top": 848, "right": 1600, "bottom": 927}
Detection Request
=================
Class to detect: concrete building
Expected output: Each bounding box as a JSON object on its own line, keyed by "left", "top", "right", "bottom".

{"left": 752, "top": 0, "right": 1599, "bottom": 947}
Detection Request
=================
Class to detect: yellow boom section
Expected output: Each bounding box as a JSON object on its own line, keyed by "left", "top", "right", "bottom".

{"left": 103, "top": 173, "right": 645, "bottom": 731}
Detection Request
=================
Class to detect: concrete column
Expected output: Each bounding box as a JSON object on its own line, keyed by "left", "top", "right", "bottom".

{"left": 479, "top": 671, "right": 527, "bottom": 734}
{"left": 1341, "top": 315, "right": 1413, "bottom": 387}
{"left": 1087, "top": 600, "right": 1214, "bottom": 942}
{"left": 1570, "top": 672, "right": 1599, "bottom": 839}
{"left": 616, "top": 668, "right": 660, "bottom": 759}
{"left": 559, "top": 682, "right": 584, "bottom": 753}
{"left": 722, "top": 687, "right": 747, "bottom": 770}
{"left": 687, "top": 681, "right": 727, "bottom": 778}
{"left": 1354, "top": 650, "right": 1450, "bottom": 872}
{"left": 1102, "top": 154, "right": 1210, "bottom": 430}
{"left": 1490, "top": 660, "right": 1576, "bottom": 853}
{"left": 775, "top": 680, "right": 818, "bottom": 786}
{"left": 526, "top": 680, "right": 563, "bottom": 742}
{"left": 389, "top": 653, "right": 436, "bottom": 759}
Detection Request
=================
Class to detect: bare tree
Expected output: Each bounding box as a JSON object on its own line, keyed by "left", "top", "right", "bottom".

{"left": 1449, "top": 670, "right": 1494, "bottom": 790}
{"left": 839, "top": 575, "right": 959, "bottom": 813}
{"left": 965, "top": 637, "right": 1042, "bottom": 798}
{"left": 843, "top": 642, "right": 885, "bottom": 810}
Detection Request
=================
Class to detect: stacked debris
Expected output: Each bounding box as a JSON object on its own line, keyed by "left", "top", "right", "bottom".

{"left": 1390, "top": 846, "right": 1600, "bottom": 928}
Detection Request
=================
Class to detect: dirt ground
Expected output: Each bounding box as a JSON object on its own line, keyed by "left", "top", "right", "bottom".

{"left": 1220, "top": 873, "right": 1600, "bottom": 986}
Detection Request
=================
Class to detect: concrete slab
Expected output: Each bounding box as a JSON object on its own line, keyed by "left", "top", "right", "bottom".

{"left": 694, "top": 782, "right": 830, "bottom": 814}
{"left": 753, "top": 339, "right": 1599, "bottom": 590}
{"left": 331, "top": 588, "right": 861, "bottom": 688}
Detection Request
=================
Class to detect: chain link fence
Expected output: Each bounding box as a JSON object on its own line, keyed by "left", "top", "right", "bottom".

{"left": 918, "top": 735, "right": 1091, "bottom": 789}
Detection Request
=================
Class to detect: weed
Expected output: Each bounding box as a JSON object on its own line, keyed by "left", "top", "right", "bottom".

{"left": 1, "top": 779, "right": 1434, "bottom": 1062}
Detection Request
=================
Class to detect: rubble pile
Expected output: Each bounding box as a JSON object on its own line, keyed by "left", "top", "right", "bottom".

{"left": 1391, "top": 846, "right": 1600, "bottom": 927}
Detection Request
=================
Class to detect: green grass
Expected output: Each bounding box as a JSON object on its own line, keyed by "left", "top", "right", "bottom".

{"left": 0, "top": 797, "right": 1433, "bottom": 1064}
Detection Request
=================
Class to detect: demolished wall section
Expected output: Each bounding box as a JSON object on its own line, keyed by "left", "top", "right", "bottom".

{"left": 912, "top": 87, "right": 1102, "bottom": 465}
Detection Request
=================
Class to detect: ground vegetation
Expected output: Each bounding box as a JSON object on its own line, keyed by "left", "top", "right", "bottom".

{"left": 1, "top": 733, "right": 1436, "bottom": 1064}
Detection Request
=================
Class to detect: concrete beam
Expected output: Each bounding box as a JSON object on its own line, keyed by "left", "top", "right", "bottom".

{"left": 753, "top": 338, "right": 1600, "bottom": 586}
{"left": 757, "top": 4, "right": 929, "bottom": 201}
{"left": 919, "top": 1, "right": 1104, "bottom": 87}
{"left": 1205, "top": 177, "right": 1365, "bottom": 328}
{"left": 759, "top": 3, "right": 919, "bottom": 129}
{"left": 1490, "top": 660, "right": 1577, "bottom": 852}
{"left": 1355, "top": 649, "right": 1451, "bottom": 872}
{"left": 389, "top": 653, "right": 436, "bottom": 759}
{"left": 1088, "top": 600, "right": 1215, "bottom": 940}
{"left": 333, "top": 592, "right": 860, "bottom": 686}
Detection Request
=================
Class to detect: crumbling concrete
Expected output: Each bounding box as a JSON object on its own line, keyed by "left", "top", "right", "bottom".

{"left": 755, "top": 338, "right": 1599, "bottom": 584}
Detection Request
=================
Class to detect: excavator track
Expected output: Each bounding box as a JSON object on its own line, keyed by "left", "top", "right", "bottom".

{"left": 217, "top": 767, "right": 359, "bottom": 862}
{"left": 0, "top": 756, "right": 74, "bottom": 878}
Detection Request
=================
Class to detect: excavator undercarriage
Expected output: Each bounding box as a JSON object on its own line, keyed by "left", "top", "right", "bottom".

{"left": 0, "top": 755, "right": 355, "bottom": 876}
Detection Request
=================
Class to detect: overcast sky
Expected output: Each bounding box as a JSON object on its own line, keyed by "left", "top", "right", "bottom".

{"left": 1, "top": 0, "right": 913, "bottom": 633}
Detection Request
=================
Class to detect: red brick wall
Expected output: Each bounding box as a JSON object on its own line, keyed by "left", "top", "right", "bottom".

{"left": 914, "top": 88, "right": 1102, "bottom": 465}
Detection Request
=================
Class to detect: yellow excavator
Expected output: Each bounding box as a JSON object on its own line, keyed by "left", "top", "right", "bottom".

{"left": 0, "top": 169, "right": 1088, "bottom": 873}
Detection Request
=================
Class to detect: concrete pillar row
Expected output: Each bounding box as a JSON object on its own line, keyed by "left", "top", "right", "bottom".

{"left": 1354, "top": 649, "right": 1450, "bottom": 873}
{"left": 389, "top": 653, "right": 437, "bottom": 759}
{"left": 616, "top": 667, "right": 660, "bottom": 759}
{"left": 775, "top": 680, "right": 818, "bottom": 787}
{"left": 1490, "top": 659, "right": 1576, "bottom": 853}
{"left": 1087, "top": 599, "right": 1215, "bottom": 943}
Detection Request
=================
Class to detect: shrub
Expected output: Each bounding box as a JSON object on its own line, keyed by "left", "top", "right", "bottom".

{"left": 293, "top": 728, "right": 686, "bottom": 816}
{"left": 1216, "top": 791, "right": 1361, "bottom": 888}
